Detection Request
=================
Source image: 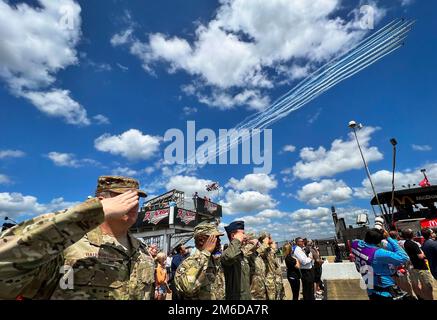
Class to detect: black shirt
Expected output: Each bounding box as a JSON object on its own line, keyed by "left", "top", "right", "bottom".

{"left": 285, "top": 255, "right": 301, "bottom": 279}
{"left": 404, "top": 239, "right": 427, "bottom": 270}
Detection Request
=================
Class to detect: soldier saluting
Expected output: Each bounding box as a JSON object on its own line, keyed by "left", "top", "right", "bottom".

{"left": 0, "top": 176, "right": 155, "bottom": 300}
{"left": 174, "top": 222, "right": 224, "bottom": 300}
{"left": 221, "top": 221, "right": 252, "bottom": 300}
{"left": 243, "top": 232, "right": 269, "bottom": 300}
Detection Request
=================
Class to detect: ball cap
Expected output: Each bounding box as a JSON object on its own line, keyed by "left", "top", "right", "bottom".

{"left": 225, "top": 220, "right": 245, "bottom": 234}
{"left": 193, "top": 222, "right": 224, "bottom": 237}
{"left": 95, "top": 176, "right": 147, "bottom": 197}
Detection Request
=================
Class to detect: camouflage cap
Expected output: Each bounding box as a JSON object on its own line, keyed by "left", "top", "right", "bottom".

{"left": 257, "top": 231, "right": 271, "bottom": 240}
{"left": 95, "top": 176, "right": 147, "bottom": 197}
{"left": 245, "top": 232, "right": 255, "bottom": 240}
{"left": 193, "top": 222, "right": 224, "bottom": 238}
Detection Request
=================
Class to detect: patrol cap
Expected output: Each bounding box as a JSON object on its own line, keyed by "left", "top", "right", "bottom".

{"left": 224, "top": 220, "right": 245, "bottom": 234}
{"left": 95, "top": 175, "right": 147, "bottom": 197}
{"left": 193, "top": 222, "right": 224, "bottom": 238}
{"left": 257, "top": 231, "right": 271, "bottom": 240}
{"left": 245, "top": 232, "right": 255, "bottom": 240}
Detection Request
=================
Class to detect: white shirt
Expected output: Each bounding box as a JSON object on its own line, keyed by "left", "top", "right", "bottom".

{"left": 293, "top": 246, "right": 313, "bottom": 269}
{"left": 165, "top": 256, "right": 172, "bottom": 268}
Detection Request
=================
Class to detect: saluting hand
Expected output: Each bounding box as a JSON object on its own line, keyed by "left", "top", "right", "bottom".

{"left": 100, "top": 190, "right": 139, "bottom": 219}
{"left": 262, "top": 237, "right": 270, "bottom": 246}
{"left": 203, "top": 235, "right": 218, "bottom": 253}
{"left": 233, "top": 231, "right": 246, "bottom": 243}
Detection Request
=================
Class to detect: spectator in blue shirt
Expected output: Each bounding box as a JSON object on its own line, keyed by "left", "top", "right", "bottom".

{"left": 351, "top": 228, "right": 410, "bottom": 300}
{"left": 421, "top": 228, "right": 437, "bottom": 280}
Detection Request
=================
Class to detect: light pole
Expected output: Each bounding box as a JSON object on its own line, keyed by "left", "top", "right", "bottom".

{"left": 390, "top": 138, "right": 397, "bottom": 216}
{"left": 348, "top": 120, "right": 384, "bottom": 217}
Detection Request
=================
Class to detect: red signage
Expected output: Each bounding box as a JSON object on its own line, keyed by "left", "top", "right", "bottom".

{"left": 143, "top": 208, "right": 170, "bottom": 225}
{"left": 176, "top": 208, "right": 196, "bottom": 225}
{"left": 420, "top": 218, "right": 437, "bottom": 229}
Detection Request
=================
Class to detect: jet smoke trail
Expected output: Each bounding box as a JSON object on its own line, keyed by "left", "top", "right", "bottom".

{"left": 148, "top": 19, "right": 414, "bottom": 185}
{"left": 188, "top": 18, "right": 414, "bottom": 164}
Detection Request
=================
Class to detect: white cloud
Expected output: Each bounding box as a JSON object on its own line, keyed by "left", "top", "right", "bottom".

{"left": 111, "top": 166, "right": 155, "bottom": 176}
{"left": 282, "top": 145, "right": 296, "bottom": 153}
{"left": 182, "top": 106, "right": 198, "bottom": 116}
{"left": 239, "top": 221, "right": 300, "bottom": 241}
{"left": 47, "top": 152, "right": 99, "bottom": 168}
{"left": 116, "top": 63, "right": 129, "bottom": 72}
{"left": 308, "top": 108, "right": 322, "bottom": 124}
{"left": 22, "top": 89, "right": 90, "bottom": 126}
{"left": 257, "top": 209, "right": 287, "bottom": 218}
{"left": 226, "top": 208, "right": 289, "bottom": 238}
{"left": 81, "top": 54, "right": 112, "bottom": 72}
{"left": 297, "top": 179, "right": 353, "bottom": 206}
{"left": 237, "top": 215, "right": 271, "bottom": 226}
{"left": 144, "top": 167, "right": 155, "bottom": 175}
{"left": 0, "top": 174, "right": 11, "bottom": 185}
{"left": 93, "top": 114, "right": 110, "bottom": 125}
{"left": 110, "top": 28, "right": 134, "bottom": 46}
{"left": 227, "top": 173, "right": 277, "bottom": 193}
{"left": 0, "top": 150, "right": 26, "bottom": 159}
{"left": 114, "top": 0, "right": 381, "bottom": 109}
{"left": 400, "top": 0, "right": 414, "bottom": 6}
{"left": 0, "top": 0, "right": 90, "bottom": 125}
{"left": 93, "top": 63, "right": 112, "bottom": 72}
{"left": 197, "top": 89, "right": 270, "bottom": 111}
{"left": 111, "top": 167, "right": 139, "bottom": 177}
{"left": 0, "top": 192, "right": 79, "bottom": 221}
{"left": 228, "top": 205, "right": 372, "bottom": 241}
{"left": 165, "top": 175, "right": 214, "bottom": 198}
{"left": 47, "top": 152, "right": 79, "bottom": 167}
{"left": 290, "top": 207, "right": 332, "bottom": 221}
{"left": 285, "top": 206, "right": 372, "bottom": 239}
{"left": 412, "top": 144, "right": 432, "bottom": 152}
{"left": 291, "top": 126, "right": 383, "bottom": 179}
{"left": 221, "top": 190, "right": 276, "bottom": 215}
{"left": 94, "top": 129, "right": 161, "bottom": 161}
{"left": 353, "top": 163, "right": 437, "bottom": 199}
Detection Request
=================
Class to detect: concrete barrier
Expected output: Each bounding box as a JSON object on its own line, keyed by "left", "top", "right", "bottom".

{"left": 321, "top": 261, "right": 361, "bottom": 280}
{"left": 321, "top": 262, "right": 368, "bottom": 300}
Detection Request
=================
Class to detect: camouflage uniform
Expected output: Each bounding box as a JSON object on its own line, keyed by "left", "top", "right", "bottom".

{"left": 0, "top": 176, "right": 154, "bottom": 300}
{"left": 175, "top": 223, "right": 224, "bottom": 300}
{"left": 249, "top": 243, "right": 269, "bottom": 300}
{"left": 273, "top": 251, "right": 285, "bottom": 300}
{"left": 210, "top": 255, "right": 225, "bottom": 300}
{"left": 258, "top": 232, "right": 276, "bottom": 300}
{"left": 222, "top": 221, "right": 252, "bottom": 300}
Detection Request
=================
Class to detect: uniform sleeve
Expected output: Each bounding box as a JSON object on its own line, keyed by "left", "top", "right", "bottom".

{"left": 174, "top": 250, "right": 210, "bottom": 297}
{"left": 0, "top": 198, "right": 104, "bottom": 276}
{"left": 221, "top": 239, "right": 242, "bottom": 266}
{"left": 376, "top": 237, "right": 410, "bottom": 266}
{"left": 256, "top": 243, "right": 270, "bottom": 257}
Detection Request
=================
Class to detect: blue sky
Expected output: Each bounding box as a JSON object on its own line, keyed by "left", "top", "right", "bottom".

{"left": 0, "top": 0, "right": 436, "bottom": 240}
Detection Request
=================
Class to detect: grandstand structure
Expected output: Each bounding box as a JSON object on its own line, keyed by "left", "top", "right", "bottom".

{"left": 130, "top": 189, "right": 222, "bottom": 254}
